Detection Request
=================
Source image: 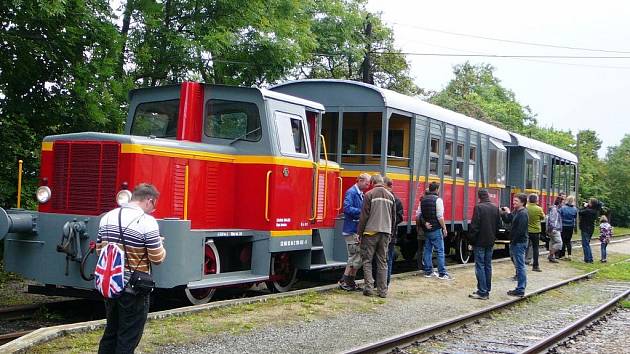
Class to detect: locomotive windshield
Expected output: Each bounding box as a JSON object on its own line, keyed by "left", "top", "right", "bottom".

{"left": 205, "top": 99, "right": 261, "bottom": 142}
{"left": 130, "top": 99, "right": 180, "bottom": 138}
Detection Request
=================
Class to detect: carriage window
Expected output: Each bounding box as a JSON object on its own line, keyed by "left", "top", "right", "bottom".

{"left": 457, "top": 144, "right": 464, "bottom": 159}
{"left": 372, "top": 130, "right": 404, "bottom": 157}
{"left": 456, "top": 143, "right": 465, "bottom": 178}
{"left": 443, "top": 158, "right": 453, "bottom": 177}
{"left": 525, "top": 150, "right": 541, "bottom": 189}
{"left": 131, "top": 99, "right": 180, "bottom": 138}
{"left": 430, "top": 156, "right": 439, "bottom": 175}
{"left": 445, "top": 141, "right": 453, "bottom": 157}
{"left": 542, "top": 163, "right": 549, "bottom": 189}
{"left": 205, "top": 99, "right": 261, "bottom": 141}
{"left": 275, "top": 112, "right": 308, "bottom": 156}
{"left": 469, "top": 146, "right": 477, "bottom": 180}
{"left": 489, "top": 139, "right": 507, "bottom": 186}
{"left": 431, "top": 138, "right": 440, "bottom": 154}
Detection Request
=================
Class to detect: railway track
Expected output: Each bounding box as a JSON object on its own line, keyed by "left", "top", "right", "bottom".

{"left": 344, "top": 263, "right": 630, "bottom": 354}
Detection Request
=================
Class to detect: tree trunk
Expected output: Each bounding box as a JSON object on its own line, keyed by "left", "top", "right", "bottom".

{"left": 361, "top": 16, "right": 373, "bottom": 84}
{"left": 118, "top": 0, "right": 135, "bottom": 75}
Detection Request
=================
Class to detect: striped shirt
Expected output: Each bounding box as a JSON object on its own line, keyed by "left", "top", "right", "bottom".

{"left": 96, "top": 204, "right": 166, "bottom": 273}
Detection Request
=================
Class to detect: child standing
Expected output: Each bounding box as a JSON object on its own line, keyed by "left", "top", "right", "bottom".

{"left": 599, "top": 216, "right": 613, "bottom": 263}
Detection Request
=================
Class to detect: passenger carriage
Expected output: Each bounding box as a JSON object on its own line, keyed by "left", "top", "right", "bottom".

{"left": 272, "top": 80, "right": 577, "bottom": 262}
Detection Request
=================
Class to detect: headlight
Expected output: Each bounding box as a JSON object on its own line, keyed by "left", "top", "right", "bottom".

{"left": 116, "top": 190, "right": 132, "bottom": 206}
{"left": 36, "top": 186, "right": 51, "bottom": 204}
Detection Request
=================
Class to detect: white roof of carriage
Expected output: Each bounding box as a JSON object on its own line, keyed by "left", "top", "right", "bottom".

{"left": 509, "top": 132, "right": 578, "bottom": 163}
{"left": 274, "top": 79, "right": 511, "bottom": 142}
{"left": 260, "top": 88, "right": 325, "bottom": 111}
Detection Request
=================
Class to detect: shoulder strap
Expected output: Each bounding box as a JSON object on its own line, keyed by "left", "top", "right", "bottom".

{"left": 118, "top": 208, "right": 150, "bottom": 273}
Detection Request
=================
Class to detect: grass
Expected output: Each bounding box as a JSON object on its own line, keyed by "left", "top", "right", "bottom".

{"left": 571, "top": 226, "right": 630, "bottom": 241}
{"left": 568, "top": 253, "right": 630, "bottom": 281}
{"left": 30, "top": 289, "right": 389, "bottom": 353}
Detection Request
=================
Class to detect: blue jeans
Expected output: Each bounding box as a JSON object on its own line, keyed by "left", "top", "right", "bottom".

{"left": 600, "top": 242, "right": 608, "bottom": 261}
{"left": 581, "top": 230, "right": 593, "bottom": 262}
{"left": 474, "top": 246, "right": 493, "bottom": 296}
{"left": 423, "top": 229, "right": 447, "bottom": 276}
{"left": 387, "top": 241, "right": 395, "bottom": 285}
{"left": 510, "top": 242, "right": 528, "bottom": 294}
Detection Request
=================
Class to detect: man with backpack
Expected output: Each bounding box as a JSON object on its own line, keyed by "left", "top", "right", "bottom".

{"left": 96, "top": 183, "right": 166, "bottom": 354}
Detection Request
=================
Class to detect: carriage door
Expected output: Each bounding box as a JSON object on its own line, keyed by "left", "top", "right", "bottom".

{"left": 274, "top": 111, "right": 315, "bottom": 228}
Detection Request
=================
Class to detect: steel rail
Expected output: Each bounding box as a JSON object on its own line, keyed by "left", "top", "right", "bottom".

{"left": 519, "top": 287, "right": 630, "bottom": 354}
{"left": 0, "top": 330, "right": 34, "bottom": 346}
{"left": 344, "top": 270, "right": 599, "bottom": 354}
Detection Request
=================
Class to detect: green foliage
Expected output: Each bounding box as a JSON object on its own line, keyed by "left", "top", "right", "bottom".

{"left": 429, "top": 62, "right": 536, "bottom": 130}
{"left": 577, "top": 130, "right": 609, "bottom": 205}
{"left": 0, "top": 0, "right": 418, "bottom": 208}
{"left": 604, "top": 135, "right": 630, "bottom": 226}
{"left": 299, "top": 0, "right": 423, "bottom": 95}
{"left": 0, "top": 0, "right": 128, "bottom": 208}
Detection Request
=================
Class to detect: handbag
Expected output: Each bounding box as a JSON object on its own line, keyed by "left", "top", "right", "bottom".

{"left": 118, "top": 209, "right": 155, "bottom": 295}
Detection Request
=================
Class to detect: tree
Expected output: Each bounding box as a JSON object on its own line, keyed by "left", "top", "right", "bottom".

{"left": 603, "top": 134, "right": 630, "bottom": 226}
{"left": 577, "top": 130, "right": 609, "bottom": 204}
{"left": 297, "top": 0, "right": 423, "bottom": 95}
{"left": 0, "top": 0, "right": 124, "bottom": 208}
{"left": 121, "top": 0, "right": 317, "bottom": 87}
{"left": 429, "top": 62, "right": 537, "bottom": 130}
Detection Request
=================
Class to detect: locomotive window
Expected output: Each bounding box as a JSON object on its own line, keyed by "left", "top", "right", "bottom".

{"left": 131, "top": 100, "right": 180, "bottom": 138}
{"left": 542, "top": 163, "right": 549, "bottom": 189}
{"left": 275, "top": 111, "right": 308, "bottom": 157}
{"left": 204, "top": 99, "right": 261, "bottom": 141}
{"left": 489, "top": 149, "right": 498, "bottom": 185}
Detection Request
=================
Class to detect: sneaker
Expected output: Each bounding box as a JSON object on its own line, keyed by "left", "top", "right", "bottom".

{"left": 532, "top": 267, "right": 542, "bottom": 272}
{"left": 424, "top": 272, "right": 438, "bottom": 278}
{"left": 469, "top": 292, "right": 489, "bottom": 300}
{"left": 438, "top": 273, "right": 453, "bottom": 280}
{"left": 601, "top": 259, "right": 608, "bottom": 263}
{"left": 363, "top": 289, "right": 375, "bottom": 297}
{"left": 507, "top": 290, "right": 525, "bottom": 297}
{"left": 340, "top": 283, "right": 356, "bottom": 291}
{"left": 548, "top": 258, "right": 559, "bottom": 263}
{"left": 377, "top": 292, "right": 388, "bottom": 298}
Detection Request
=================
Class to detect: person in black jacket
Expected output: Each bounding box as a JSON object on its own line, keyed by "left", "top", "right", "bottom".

{"left": 384, "top": 177, "right": 403, "bottom": 286}
{"left": 468, "top": 189, "right": 501, "bottom": 300}
{"left": 578, "top": 198, "right": 600, "bottom": 263}
{"left": 501, "top": 193, "right": 529, "bottom": 297}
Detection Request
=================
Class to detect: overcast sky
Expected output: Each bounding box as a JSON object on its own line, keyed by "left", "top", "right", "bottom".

{"left": 367, "top": 0, "right": 630, "bottom": 157}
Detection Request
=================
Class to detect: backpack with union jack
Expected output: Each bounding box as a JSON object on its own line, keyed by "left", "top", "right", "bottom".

{"left": 94, "top": 243, "right": 126, "bottom": 298}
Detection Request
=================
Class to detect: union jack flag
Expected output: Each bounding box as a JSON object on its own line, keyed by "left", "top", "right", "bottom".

{"left": 94, "top": 244, "right": 125, "bottom": 298}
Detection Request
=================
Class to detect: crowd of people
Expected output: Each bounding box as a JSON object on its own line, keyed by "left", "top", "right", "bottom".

{"left": 338, "top": 173, "right": 613, "bottom": 301}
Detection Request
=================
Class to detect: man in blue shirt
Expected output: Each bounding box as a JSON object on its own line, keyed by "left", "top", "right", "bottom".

{"left": 339, "top": 173, "right": 371, "bottom": 291}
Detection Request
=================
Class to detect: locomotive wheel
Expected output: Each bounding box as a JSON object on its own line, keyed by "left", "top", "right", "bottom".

{"left": 454, "top": 234, "right": 471, "bottom": 264}
{"left": 266, "top": 252, "right": 297, "bottom": 293}
{"left": 184, "top": 241, "right": 221, "bottom": 305}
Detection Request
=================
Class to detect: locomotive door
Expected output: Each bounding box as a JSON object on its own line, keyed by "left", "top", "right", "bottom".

{"left": 273, "top": 111, "right": 316, "bottom": 229}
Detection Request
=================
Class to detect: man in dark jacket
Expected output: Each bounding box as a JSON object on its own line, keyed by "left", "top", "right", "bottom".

{"left": 468, "top": 189, "right": 501, "bottom": 300}
{"left": 501, "top": 193, "right": 529, "bottom": 297}
{"left": 416, "top": 182, "right": 452, "bottom": 280}
{"left": 578, "top": 198, "right": 600, "bottom": 263}
{"left": 384, "top": 176, "right": 403, "bottom": 286}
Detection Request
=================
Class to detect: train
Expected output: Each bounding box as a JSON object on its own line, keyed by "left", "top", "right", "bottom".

{"left": 0, "top": 79, "right": 577, "bottom": 304}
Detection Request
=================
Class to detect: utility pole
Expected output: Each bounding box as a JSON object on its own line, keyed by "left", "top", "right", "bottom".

{"left": 361, "top": 15, "right": 373, "bottom": 84}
